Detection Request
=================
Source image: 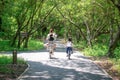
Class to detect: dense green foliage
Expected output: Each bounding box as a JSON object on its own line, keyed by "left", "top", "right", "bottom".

{"left": 0, "top": 0, "right": 120, "bottom": 58}
{"left": 0, "top": 0, "right": 120, "bottom": 76}
{"left": 0, "top": 39, "right": 43, "bottom": 51}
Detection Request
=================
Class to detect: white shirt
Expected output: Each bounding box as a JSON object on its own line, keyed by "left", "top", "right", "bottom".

{"left": 46, "top": 33, "right": 57, "bottom": 41}
{"left": 66, "top": 41, "right": 72, "bottom": 47}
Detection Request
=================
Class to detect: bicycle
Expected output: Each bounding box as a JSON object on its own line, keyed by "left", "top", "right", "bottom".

{"left": 48, "top": 41, "right": 54, "bottom": 59}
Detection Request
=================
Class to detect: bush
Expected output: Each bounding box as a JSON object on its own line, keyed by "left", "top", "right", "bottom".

{"left": 83, "top": 44, "right": 108, "bottom": 57}
{"left": 114, "top": 46, "right": 120, "bottom": 59}
{"left": 0, "top": 39, "right": 44, "bottom": 51}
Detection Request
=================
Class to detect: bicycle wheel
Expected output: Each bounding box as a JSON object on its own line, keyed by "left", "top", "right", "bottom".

{"left": 49, "top": 51, "right": 52, "bottom": 59}
{"left": 49, "top": 44, "right": 54, "bottom": 59}
{"left": 68, "top": 50, "right": 71, "bottom": 60}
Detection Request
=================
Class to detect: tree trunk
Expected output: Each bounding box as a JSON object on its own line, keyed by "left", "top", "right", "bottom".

{"left": 76, "top": 30, "right": 81, "bottom": 43}
{"left": 17, "top": 30, "right": 21, "bottom": 48}
{"left": 107, "top": 27, "right": 120, "bottom": 57}
{"left": 10, "top": 29, "right": 19, "bottom": 47}
{"left": 107, "top": 0, "right": 120, "bottom": 57}
{"left": 0, "top": 17, "right": 2, "bottom": 31}
{"left": 23, "top": 35, "right": 29, "bottom": 48}
{"left": 0, "top": 0, "right": 4, "bottom": 32}
{"left": 84, "top": 20, "right": 92, "bottom": 47}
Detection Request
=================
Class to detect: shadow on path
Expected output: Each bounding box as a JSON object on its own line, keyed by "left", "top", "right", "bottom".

{"left": 19, "top": 60, "right": 112, "bottom": 80}
{"left": 17, "top": 40, "right": 113, "bottom": 80}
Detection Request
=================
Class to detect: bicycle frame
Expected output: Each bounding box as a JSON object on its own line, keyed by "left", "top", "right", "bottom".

{"left": 68, "top": 50, "right": 71, "bottom": 60}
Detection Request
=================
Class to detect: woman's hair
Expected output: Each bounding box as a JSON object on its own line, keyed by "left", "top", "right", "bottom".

{"left": 68, "top": 37, "right": 72, "bottom": 41}
{"left": 50, "top": 28, "right": 54, "bottom": 33}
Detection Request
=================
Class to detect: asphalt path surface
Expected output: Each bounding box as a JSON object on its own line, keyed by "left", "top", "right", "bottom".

{"left": 16, "top": 40, "right": 112, "bottom": 80}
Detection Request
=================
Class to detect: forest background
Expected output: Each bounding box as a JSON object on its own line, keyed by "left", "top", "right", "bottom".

{"left": 0, "top": 0, "right": 120, "bottom": 79}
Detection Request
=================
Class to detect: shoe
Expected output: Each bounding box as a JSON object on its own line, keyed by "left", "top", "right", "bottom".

{"left": 66, "top": 54, "right": 68, "bottom": 57}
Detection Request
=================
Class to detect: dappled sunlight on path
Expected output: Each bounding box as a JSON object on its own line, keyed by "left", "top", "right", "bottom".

{"left": 18, "top": 40, "right": 112, "bottom": 80}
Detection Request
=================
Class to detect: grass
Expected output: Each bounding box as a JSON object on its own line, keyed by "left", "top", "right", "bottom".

{"left": 74, "top": 38, "right": 120, "bottom": 79}
{"left": 83, "top": 44, "right": 108, "bottom": 57}
{"left": 0, "top": 39, "right": 44, "bottom": 79}
{"left": 0, "top": 55, "right": 26, "bottom": 64}
{"left": 27, "top": 39, "right": 44, "bottom": 50}
{"left": 0, "top": 39, "right": 43, "bottom": 76}
{"left": 0, "top": 39, "right": 43, "bottom": 77}
{"left": 74, "top": 40, "right": 87, "bottom": 50}
{"left": 112, "top": 59, "right": 120, "bottom": 73}
{"left": 0, "top": 39, "right": 44, "bottom": 51}
{"left": 0, "top": 55, "right": 27, "bottom": 73}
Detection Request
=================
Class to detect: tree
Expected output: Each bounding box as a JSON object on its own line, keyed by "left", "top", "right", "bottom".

{"left": 0, "top": 0, "right": 4, "bottom": 33}
{"left": 107, "top": 0, "right": 120, "bottom": 57}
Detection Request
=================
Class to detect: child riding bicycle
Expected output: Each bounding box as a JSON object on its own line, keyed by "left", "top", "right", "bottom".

{"left": 66, "top": 37, "right": 73, "bottom": 57}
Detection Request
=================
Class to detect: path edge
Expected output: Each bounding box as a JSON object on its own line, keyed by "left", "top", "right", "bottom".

{"left": 16, "top": 63, "right": 30, "bottom": 80}
{"left": 92, "top": 61, "right": 113, "bottom": 79}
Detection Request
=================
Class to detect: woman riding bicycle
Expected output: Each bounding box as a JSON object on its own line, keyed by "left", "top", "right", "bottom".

{"left": 45, "top": 28, "right": 57, "bottom": 50}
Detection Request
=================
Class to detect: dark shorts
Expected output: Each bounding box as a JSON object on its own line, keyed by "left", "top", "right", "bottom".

{"left": 66, "top": 47, "right": 72, "bottom": 54}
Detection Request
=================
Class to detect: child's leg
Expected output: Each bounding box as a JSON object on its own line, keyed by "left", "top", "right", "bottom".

{"left": 66, "top": 47, "right": 69, "bottom": 54}
{"left": 71, "top": 47, "right": 73, "bottom": 54}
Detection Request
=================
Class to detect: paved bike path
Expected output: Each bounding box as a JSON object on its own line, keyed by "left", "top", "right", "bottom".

{"left": 18, "top": 41, "right": 112, "bottom": 80}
